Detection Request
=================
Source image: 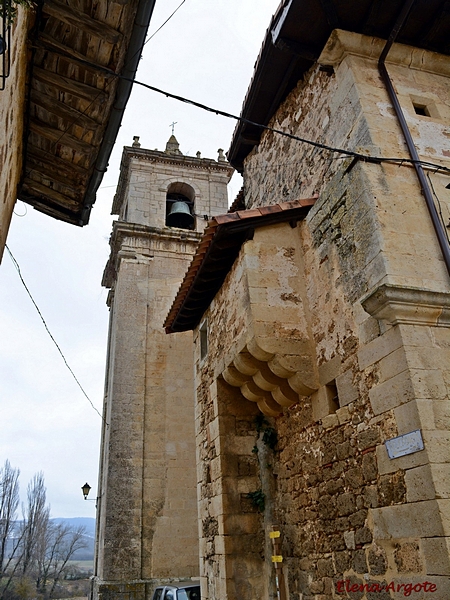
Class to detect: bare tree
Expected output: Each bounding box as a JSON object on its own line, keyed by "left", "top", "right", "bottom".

{"left": 36, "top": 523, "right": 87, "bottom": 599}
{"left": 0, "top": 461, "right": 20, "bottom": 577}
{"left": 19, "top": 472, "right": 49, "bottom": 578}
{"left": 0, "top": 467, "right": 87, "bottom": 600}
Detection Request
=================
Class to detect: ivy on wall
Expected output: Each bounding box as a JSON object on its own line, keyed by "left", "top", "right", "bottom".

{"left": 1, "top": 0, "right": 35, "bottom": 25}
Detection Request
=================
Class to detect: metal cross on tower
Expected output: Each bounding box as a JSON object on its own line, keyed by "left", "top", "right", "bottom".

{"left": 170, "top": 121, "right": 177, "bottom": 135}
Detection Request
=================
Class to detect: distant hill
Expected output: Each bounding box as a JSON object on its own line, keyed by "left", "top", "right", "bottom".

{"left": 52, "top": 518, "right": 95, "bottom": 561}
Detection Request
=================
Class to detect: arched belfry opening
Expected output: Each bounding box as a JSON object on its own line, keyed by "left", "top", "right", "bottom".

{"left": 166, "top": 181, "right": 195, "bottom": 230}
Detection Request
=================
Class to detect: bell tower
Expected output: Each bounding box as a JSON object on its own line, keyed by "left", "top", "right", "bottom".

{"left": 92, "top": 136, "right": 233, "bottom": 600}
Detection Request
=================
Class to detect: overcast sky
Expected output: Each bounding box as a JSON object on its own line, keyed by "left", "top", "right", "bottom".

{"left": 0, "top": 0, "right": 280, "bottom": 518}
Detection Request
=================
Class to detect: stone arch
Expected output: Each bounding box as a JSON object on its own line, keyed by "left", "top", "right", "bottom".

{"left": 161, "top": 177, "right": 202, "bottom": 201}
{"left": 162, "top": 179, "right": 201, "bottom": 230}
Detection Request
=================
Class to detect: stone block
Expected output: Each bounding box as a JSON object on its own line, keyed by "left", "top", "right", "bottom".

{"left": 405, "top": 465, "right": 436, "bottom": 502}
{"left": 322, "top": 413, "right": 339, "bottom": 430}
{"left": 219, "top": 513, "right": 260, "bottom": 536}
{"left": 423, "top": 430, "right": 450, "bottom": 464}
{"left": 423, "top": 537, "right": 450, "bottom": 575}
{"left": 432, "top": 400, "right": 450, "bottom": 430}
{"left": 370, "top": 500, "right": 446, "bottom": 539}
{"left": 357, "top": 324, "right": 402, "bottom": 370}
{"left": 336, "top": 369, "right": 359, "bottom": 406}
{"left": 207, "top": 417, "right": 220, "bottom": 442}
{"left": 369, "top": 369, "right": 415, "bottom": 415}
{"left": 336, "top": 406, "right": 351, "bottom": 424}
{"left": 411, "top": 368, "right": 447, "bottom": 400}
{"left": 377, "top": 347, "right": 409, "bottom": 384}
{"left": 312, "top": 386, "right": 338, "bottom": 421}
{"left": 318, "top": 355, "right": 342, "bottom": 385}
{"left": 394, "top": 399, "right": 428, "bottom": 434}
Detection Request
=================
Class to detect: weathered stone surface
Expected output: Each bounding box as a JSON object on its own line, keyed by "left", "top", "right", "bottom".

{"left": 368, "top": 544, "right": 387, "bottom": 575}
{"left": 0, "top": 8, "right": 30, "bottom": 262}
{"left": 95, "top": 142, "right": 232, "bottom": 598}
{"left": 188, "top": 28, "right": 450, "bottom": 600}
{"left": 394, "top": 542, "right": 422, "bottom": 573}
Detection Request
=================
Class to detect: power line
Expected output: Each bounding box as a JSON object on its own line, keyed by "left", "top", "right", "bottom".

{"left": 5, "top": 245, "right": 108, "bottom": 427}
{"left": 26, "top": 34, "right": 450, "bottom": 179}
{"left": 123, "top": 75, "right": 450, "bottom": 174}
{"left": 143, "top": 0, "right": 186, "bottom": 47}
{"left": 49, "top": 46, "right": 450, "bottom": 176}
{"left": 427, "top": 172, "right": 450, "bottom": 243}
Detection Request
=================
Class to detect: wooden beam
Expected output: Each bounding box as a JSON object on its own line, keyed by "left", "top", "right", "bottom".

{"left": 42, "top": 0, "right": 123, "bottom": 45}
{"left": 31, "top": 89, "right": 100, "bottom": 131}
{"left": 35, "top": 33, "right": 111, "bottom": 71}
{"left": 275, "top": 37, "right": 321, "bottom": 61}
{"left": 18, "top": 192, "right": 80, "bottom": 225}
{"left": 26, "top": 146, "right": 90, "bottom": 178}
{"left": 21, "top": 180, "right": 81, "bottom": 210}
{"left": 29, "top": 117, "right": 97, "bottom": 155}
{"left": 25, "top": 152, "right": 89, "bottom": 188}
{"left": 33, "top": 66, "right": 108, "bottom": 103}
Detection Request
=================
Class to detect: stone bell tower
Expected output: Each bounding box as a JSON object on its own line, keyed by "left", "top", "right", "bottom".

{"left": 92, "top": 136, "right": 233, "bottom": 600}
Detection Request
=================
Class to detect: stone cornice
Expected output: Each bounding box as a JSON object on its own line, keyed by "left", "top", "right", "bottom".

{"left": 319, "top": 30, "right": 450, "bottom": 78}
{"left": 362, "top": 283, "right": 450, "bottom": 327}
{"left": 102, "top": 220, "right": 201, "bottom": 289}
{"left": 123, "top": 146, "right": 234, "bottom": 172}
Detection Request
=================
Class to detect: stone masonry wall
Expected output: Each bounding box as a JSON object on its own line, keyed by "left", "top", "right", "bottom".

{"left": 115, "top": 151, "right": 232, "bottom": 234}
{"left": 96, "top": 227, "right": 200, "bottom": 596}
{"left": 245, "top": 32, "right": 450, "bottom": 293}
{"left": 95, "top": 146, "right": 232, "bottom": 600}
{"left": 193, "top": 34, "right": 450, "bottom": 600}
{"left": 0, "top": 7, "right": 30, "bottom": 262}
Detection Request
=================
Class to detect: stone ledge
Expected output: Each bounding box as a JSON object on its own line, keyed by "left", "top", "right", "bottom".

{"left": 319, "top": 29, "right": 450, "bottom": 77}
{"left": 361, "top": 283, "right": 450, "bottom": 327}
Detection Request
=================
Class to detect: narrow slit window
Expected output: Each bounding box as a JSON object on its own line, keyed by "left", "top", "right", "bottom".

{"left": 326, "top": 380, "right": 339, "bottom": 414}
{"left": 200, "top": 320, "right": 208, "bottom": 361}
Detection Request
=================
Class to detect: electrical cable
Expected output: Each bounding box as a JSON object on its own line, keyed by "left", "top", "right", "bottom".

{"left": 24, "top": 32, "right": 450, "bottom": 181}
{"left": 23, "top": 0, "right": 185, "bottom": 184}
{"left": 5, "top": 245, "right": 108, "bottom": 426}
{"left": 122, "top": 72, "right": 450, "bottom": 174}
{"left": 45, "top": 48, "right": 450, "bottom": 176}
{"left": 142, "top": 0, "right": 186, "bottom": 47}
{"left": 13, "top": 201, "right": 27, "bottom": 217}
{"left": 427, "top": 172, "right": 450, "bottom": 243}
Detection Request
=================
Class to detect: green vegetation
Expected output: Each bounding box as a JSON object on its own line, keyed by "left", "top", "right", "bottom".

{"left": 1, "top": 0, "right": 35, "bottom": 25}
{"left": 245, "top": 489, "right": 266, "bottom": 513}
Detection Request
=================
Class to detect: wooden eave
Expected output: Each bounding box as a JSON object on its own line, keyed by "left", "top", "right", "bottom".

{"left": 164, "top": 196, "right": 317, "bottom": 334}
{"left": 19, "top": 0, "right": 155, "bottom": 226}
{"left": 228, "top": 0, "right": 450, "bottom": 171}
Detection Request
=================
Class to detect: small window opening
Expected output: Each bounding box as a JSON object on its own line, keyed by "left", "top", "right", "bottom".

{"left": 200, "top": 320, "right": 208, "bottom": 361}
{"left": 326, "top": 380, "right": 339, "bottom": 414}
{"left": 413, "top": 103, "right": 430, "bottom": 117}
{"left": 205, "top": 464, "right": 211, "bottom": 484}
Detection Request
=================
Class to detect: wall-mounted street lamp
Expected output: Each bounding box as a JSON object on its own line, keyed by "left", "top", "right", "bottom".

{"left": 81, "top": 482, "right": 100, "bottom": 508}
{"left": 82, "top": 482, "right": 92, "bottom": 500}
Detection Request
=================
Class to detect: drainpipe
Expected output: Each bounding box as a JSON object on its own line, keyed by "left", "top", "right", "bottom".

{"left": 378, "top": 0, "right": 450, "bottom": 278}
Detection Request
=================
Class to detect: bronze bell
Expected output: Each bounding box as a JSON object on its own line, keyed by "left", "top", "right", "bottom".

{"left": 166, "top": 201, "right": 195, "bottom": 229}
